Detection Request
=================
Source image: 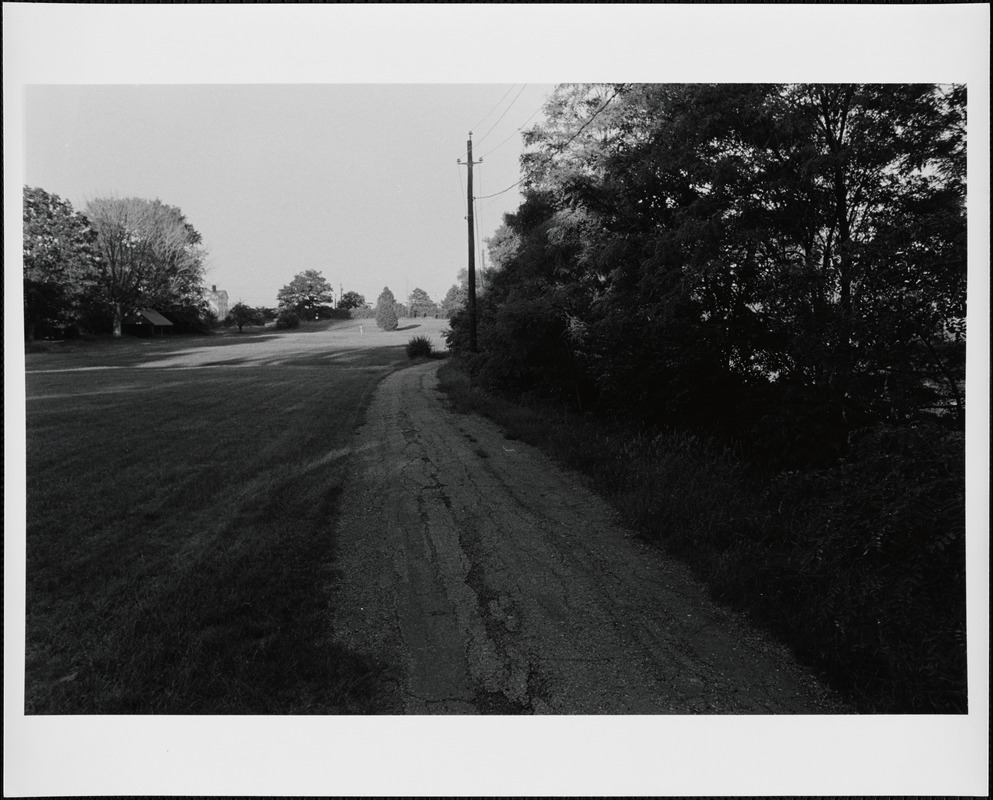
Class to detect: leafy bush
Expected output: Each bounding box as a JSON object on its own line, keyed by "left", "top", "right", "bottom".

{"left": 275, "top": 310, "right": 300, "bottom": 330}
{"left": 405, "top": 335, "right": 433, "bottom": 359}
{"left": 758, "top": 422, "right": 967, "bottom": 712}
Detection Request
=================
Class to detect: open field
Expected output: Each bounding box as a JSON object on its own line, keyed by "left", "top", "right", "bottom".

{"left": 23, "top": 317, "right": 449, "bottom": 713}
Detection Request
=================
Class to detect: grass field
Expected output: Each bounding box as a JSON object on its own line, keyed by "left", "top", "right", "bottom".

{"left": 22, "top": 317, "right": 449, "bottom": 713}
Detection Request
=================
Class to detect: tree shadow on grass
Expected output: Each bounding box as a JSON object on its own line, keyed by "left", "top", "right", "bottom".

{"left": 395, "top": 324, "right": 421, "bottom": 332}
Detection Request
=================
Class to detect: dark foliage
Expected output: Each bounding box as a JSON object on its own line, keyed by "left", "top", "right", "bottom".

{"left": 275, "top": 310, "right": 301, "bottom": 330}
{"left": 405, "top": 335, "right": 433, "bottom": 359}
{"left": 162, "top": 303, "right": 215, "bottom": 334}
{"left": 440, "top": 363, "right": 967, "bottom": 712}
{"left": 22, "top": 186, "right": 101, "bottom": 340}
{"left": 444, "top": 83, "right": 968, "bottom": 712}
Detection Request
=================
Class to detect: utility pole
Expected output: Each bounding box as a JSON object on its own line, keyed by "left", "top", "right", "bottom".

{"left": 458, "top": 132, "right": 482, "bottom": 352}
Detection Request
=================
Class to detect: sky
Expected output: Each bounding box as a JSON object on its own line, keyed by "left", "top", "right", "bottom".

{"left": 23, "top": 83, "right": 555, "bottom": 308}
{"left": 4, "top": 4, "right": 990, "bottom": 799}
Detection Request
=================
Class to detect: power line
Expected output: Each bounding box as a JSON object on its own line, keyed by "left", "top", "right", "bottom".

{"left": 474, "top": 84, "right": 626, "bottom": 202}
{"left": 475, "top": 84, "right": 528, "bottom": 145}
{"left": 471, "top": 84, "right": 518, "bottom": 133}
{"left": 478, "top": 99, "right": 547, "bottom": 160}
{"left": 474, "top": 175, "right": 527, "bottom": 203}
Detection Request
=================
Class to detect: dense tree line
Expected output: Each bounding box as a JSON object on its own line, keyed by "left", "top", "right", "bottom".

{"left": 446, "top": 84, "right": 967, "bottom": 711}
{"left": 450, "top": 83, "right": 966, "bottom": 464}
{"left": 23, "top": 187, "right": 212, "bottom": 338}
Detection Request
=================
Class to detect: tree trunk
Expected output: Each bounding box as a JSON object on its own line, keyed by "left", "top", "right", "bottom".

{"left": 113, "top": 304, "right": 123, "bottom": 338}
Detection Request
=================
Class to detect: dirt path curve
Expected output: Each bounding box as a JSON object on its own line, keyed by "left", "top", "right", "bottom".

{"left": 331, "top": 361, "right": 848, "bottom": 714}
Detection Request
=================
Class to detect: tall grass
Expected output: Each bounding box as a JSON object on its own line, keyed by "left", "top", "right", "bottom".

{"left": 437, "top": 362, "right": 967, "bottom": 713}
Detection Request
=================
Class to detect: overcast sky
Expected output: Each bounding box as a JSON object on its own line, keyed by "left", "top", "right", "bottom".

{"left": 24, "top": 83, "right": 555, "bottom": 308}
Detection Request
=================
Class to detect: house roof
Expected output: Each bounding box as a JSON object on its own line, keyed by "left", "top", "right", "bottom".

{"left": 129, "top": 309, "right": 173, "bottom": 326}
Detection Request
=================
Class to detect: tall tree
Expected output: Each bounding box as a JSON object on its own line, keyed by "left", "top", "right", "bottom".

{"left": 23, "top": 187, "right": 101, "bottom": 340}
{"left": 226, "top": 301, "right": 263, "bottom": 333}
{"left": 86, "top": 197, "right": 207, "bottom": 337}
{"left": 407, "top": 287, "right": 436, "bottom": 318}
{"left": 440, "top": 267, "right": 490, "bottom": 318}
{"left": 337, "top": 290, "right": 366, "bottom": 310}
{"left": 374, "top": 286, "right": 398, "bottom": 331}
{"left": 456, "top": 82, "right": 966, "bottom": 448}
{"left": 440, "top": 283, "right": 463, "bottom": 319}
{"left": 276, "top": 270, "right": 334, "bottom": 316}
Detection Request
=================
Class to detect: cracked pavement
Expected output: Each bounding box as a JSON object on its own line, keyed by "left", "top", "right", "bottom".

{"left": 330, "top": 361, "right": 848, "bottom": 714}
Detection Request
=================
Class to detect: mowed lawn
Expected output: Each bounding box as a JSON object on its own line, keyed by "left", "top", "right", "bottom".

{"left": 23, "top": 317, "right": 449, "bottom": 713}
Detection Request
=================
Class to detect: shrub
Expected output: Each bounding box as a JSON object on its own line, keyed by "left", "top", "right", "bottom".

{"left": 406, "top": 335, "right": 433, "bottom": 359}
{"left": 275, "top": 310, "right": 300, "bottom": 330}
{"left": 760, "top": 422, "right": 967, "bottom": 712}
{"left": 374, "top": 287, "right": 399, "bottom": 331}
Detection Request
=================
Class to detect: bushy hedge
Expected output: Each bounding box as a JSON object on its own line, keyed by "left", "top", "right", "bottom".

{"left": 405, "top": 335, "right": 433, "bottom": 359}
{"left": 753, "top": 423, "right": 967, "bottom": 711}
{"left": 275, "top": 310, "right": 300, "bottom": 330}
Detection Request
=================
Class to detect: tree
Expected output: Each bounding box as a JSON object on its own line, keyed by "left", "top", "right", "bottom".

{"left": 23, "top": 187, "right": 101, "bottom": 340}
{"left": 86, "top": 196, "right": 207, "bottom": 337}
{"left": 374, "top": 287, "right": 398, "bottom": 331}
{"left": 226, "top": 301, "right": 263, "bottom": 333}
{"left": 277, "top": 269, "right": 334, "bottom": 316}
{"left": 440, "top": 267, "right": 489, "bottom": 318}
{"left": 337, "top": 290, "right": 366, "bottom": 310}
{"left": 440, "top": 283, "right": 463, "bottom": 319}
{"left": 451, "top": 82, "right": 966, "bottom": 452}
{"left": 407, "top": 287, "right": 436, "bottom": 318}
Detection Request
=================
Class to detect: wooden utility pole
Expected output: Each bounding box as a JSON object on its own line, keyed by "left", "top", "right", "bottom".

{"left": 458, "top": 133, "right": 482, "bottom": 352}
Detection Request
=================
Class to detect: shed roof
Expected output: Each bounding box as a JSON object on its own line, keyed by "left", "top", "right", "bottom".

{"left": 129, "top": 309, "right": 173, "bottom": 326}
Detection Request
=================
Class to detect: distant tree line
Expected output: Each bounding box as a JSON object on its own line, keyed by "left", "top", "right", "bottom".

{"left": 23, "top": 187, "right": 212, "bottom": 338}
{"left": 226, "top": 271, "right": 369, "bottom": 332}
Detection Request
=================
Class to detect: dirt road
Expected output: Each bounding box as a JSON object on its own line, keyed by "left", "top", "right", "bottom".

{"left": 331, "top": 361, "right": 848, "bottom": 714}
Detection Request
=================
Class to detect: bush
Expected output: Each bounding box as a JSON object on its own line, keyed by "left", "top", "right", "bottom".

{"left": 759, "top": 422, "right": 967, "bottom": 712}
{"left": 406, "top": 336, "right": 433, "bottom": 359}
{"left": 275, "top": 310, "right": 300, "bottom": 330}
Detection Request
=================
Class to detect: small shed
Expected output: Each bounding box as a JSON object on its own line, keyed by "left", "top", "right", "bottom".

{"left": 123, "top": 309, "right": 174, "bottom": 337}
